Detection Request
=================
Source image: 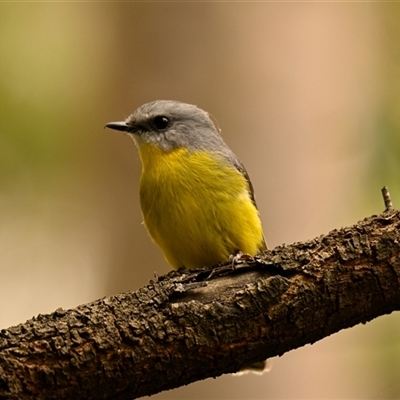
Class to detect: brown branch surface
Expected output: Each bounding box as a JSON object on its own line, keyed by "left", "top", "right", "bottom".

{"left": 1, "top": 210, "right": 400, "bottom": 400}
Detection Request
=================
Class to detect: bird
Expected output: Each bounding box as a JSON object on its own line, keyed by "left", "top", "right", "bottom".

{"left": 105, "top": 100, "right": 267, "bottom": 271}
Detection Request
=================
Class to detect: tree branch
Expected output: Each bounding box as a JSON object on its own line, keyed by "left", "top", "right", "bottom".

{"left": 1, "top": 210, "right": 400, "bottom": 400}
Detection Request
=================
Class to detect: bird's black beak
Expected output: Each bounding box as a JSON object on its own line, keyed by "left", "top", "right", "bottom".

{"left": 105, "top": 121, "right": 130, "bottom": 132}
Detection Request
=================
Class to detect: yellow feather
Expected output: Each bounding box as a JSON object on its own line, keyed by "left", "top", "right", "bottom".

{"left": 138, "top": 144, "right": 264, "bottom": 270}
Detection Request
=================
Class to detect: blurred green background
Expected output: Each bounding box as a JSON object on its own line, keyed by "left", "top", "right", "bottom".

{"left": 1, "top": 2, "right": 400, "bottom": 399}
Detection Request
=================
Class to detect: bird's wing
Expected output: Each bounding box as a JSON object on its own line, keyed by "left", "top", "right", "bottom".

{"left": 232, "top": 156, "right": 268, "bottom": 251}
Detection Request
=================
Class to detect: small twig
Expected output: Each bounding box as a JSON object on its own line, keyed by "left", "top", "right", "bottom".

{"left": 381, "top": 186, "right": 393, "bottom": 212}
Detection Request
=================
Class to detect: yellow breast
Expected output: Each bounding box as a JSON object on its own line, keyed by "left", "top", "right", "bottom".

{"left": 138, "top": 144, "right": 264, "bottom": 270}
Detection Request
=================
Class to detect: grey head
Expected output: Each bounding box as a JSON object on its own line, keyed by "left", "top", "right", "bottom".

{"left": 105, "top": 100, "right": 232, "bottom": 156}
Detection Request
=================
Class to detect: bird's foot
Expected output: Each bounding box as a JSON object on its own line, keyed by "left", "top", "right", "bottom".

{"left": 229, "top": 251, "right": 255, "bottom": 269}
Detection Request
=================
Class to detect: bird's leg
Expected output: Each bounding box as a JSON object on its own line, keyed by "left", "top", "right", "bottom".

{"left": 229, "top": 250, "right": 255, "bottom": 269}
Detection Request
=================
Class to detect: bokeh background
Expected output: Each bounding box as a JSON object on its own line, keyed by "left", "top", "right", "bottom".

{"left": 1, "top": 2, "right": 400, "bottom": 399}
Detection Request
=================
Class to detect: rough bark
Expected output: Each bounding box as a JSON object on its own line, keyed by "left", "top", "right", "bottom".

{"left": 1, "top": 210, "right": 400, "bottom": 400}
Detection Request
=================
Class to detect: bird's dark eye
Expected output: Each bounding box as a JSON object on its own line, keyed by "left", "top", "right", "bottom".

{"left": 153, "top": 116, "right": 170, "bottom": 131}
